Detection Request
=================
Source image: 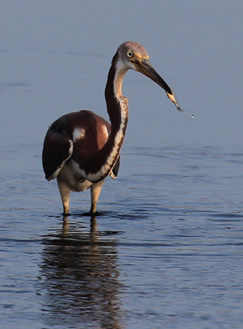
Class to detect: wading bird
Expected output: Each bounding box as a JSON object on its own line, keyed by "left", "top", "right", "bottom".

{"left": 42, "top": 41, "right": 183, "bottom": 216}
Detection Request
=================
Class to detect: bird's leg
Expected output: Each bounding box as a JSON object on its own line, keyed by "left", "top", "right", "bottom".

{"left": 89, "top": 181, "right": 104, "bottom": 216}
{"left": 57, "top": 178, "right": 71, "bottom": 215}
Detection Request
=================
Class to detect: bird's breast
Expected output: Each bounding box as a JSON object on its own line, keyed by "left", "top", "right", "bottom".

{"left": 58, "top": 160, "right": 93, "bottom": 192}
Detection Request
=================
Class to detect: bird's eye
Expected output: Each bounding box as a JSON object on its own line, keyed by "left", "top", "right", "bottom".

{"left": 127, "top": 50, "right": 134, "bottom": 58}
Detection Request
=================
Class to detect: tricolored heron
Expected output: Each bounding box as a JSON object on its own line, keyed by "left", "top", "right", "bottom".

{"left": 42, "top": 41, "right": 183, "bottom": 216}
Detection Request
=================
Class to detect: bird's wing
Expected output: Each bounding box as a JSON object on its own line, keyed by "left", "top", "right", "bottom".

{"left": 42, "top": 110, "right": 122, "bottom": 181}
{"left": 42, "top": 129, "right": 73, "bottom": 181}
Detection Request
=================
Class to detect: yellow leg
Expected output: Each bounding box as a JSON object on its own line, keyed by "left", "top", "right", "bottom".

{"left": 57, "top": 178, "right": 71, "bottom": 215}
{"left": 90, "top": 182, "right": 104, "bottom": 215}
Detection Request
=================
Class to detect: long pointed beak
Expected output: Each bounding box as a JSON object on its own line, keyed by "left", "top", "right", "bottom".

{"left": 135, "top": 59, "right": 183, "bottom": 112}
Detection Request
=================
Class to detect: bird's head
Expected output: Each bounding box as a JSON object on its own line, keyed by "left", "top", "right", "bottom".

{"left": 116, "top": 41, "right": 182, "bottom": 111}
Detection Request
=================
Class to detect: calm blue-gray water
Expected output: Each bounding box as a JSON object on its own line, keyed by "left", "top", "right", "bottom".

{"left": 1, "top": 1, "right": 243, "bottom": 328}
{"left": 1, "top": 143, "right": 243, "bottom": 329}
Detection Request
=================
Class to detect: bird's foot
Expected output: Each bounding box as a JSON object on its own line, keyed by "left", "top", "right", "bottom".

{"left": 62, "top": 211, "right": 71, "bottom": 217}
{"left": 82, "top": 210, "right": 102, "bottom": 217}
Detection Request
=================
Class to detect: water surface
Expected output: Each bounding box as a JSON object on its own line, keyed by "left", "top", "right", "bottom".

{"left": 1, "top": 143, "right": 243, "bottom": 329}
{"left": 1, "top": 2, "right": 243, "bottom": 327}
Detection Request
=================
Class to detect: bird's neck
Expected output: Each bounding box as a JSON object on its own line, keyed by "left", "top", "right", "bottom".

{"left": 105, "top": 57, "right": 129, "bottom": 127}
{"left": 104, "top": 57, "right": 129, "bottom": 158}
{"left": 84, "top": 56, "right": 129, "bottom": 183}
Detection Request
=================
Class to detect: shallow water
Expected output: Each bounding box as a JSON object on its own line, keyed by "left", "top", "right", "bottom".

{"left": 1, "top": 143, "right": 243, "bottom": 329}
{"left": 1, "top": 2, "right": 243, "bottom": 327}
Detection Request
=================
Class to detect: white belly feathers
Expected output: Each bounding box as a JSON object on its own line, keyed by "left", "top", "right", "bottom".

{"left": 58, "top": 160, "right": 93, "bottom": 192}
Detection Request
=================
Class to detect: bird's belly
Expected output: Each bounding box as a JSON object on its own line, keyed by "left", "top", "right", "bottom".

{"left": 58, "top": 162, "right": 93, "bottom": 192}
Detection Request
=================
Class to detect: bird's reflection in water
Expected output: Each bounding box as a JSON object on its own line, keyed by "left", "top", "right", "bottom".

{"left": 39, "top": 216, "right": 123, "bottom": 329}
